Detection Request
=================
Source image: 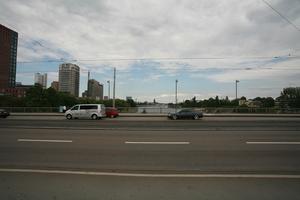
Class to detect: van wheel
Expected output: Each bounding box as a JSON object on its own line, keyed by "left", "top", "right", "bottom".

{"left": 91, "top": 114, "right": 98, "bottom": 120}
{"left": 66, "top": 114, "right": 72, "bottom": 120}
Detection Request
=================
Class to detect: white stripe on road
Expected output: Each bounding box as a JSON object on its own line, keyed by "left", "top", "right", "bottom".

{"left": 246, "top": 141, "right": 300, "bottom": 145}
{"left": 125, "top": 141, "right": 190, "bottom": 145}
{"left": 0, "top": 168, "right": 299, "bottom": 178}
{"left": 17, "top": 139, "right": 72, "bottom": 143}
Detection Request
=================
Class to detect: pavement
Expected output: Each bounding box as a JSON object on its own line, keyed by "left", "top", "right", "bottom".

{"left": 0, "top": 117, "right": 300, "bottom": 199}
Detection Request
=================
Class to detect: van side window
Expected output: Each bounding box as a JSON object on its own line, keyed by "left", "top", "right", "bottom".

{"left": 80, "top": 106, "right": 87, "bottom": 110}
{"left": 80, "top": 105, "right": 98, "bottom": 110}
{"left": 71, "top": 106, "right": 79, "bottom": 110}
{"left": 90, "top": 105, "right": 98, "bottom": 109}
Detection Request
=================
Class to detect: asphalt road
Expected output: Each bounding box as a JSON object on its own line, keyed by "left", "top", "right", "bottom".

{"left": 0, "top": 117, "right": 300, "bottom": 199}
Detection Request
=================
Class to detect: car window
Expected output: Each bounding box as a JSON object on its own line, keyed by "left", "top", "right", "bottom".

{"left": 71, "top": 106, "right": 79, "bottom": 110}
{"left": 179, "top": 109, "right": 191, "bottom": 113}
{"left": 80, "top": 105, "right": 97, "bottom": 110}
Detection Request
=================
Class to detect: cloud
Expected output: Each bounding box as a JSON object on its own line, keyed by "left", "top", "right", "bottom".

{"left": 208, "top": 57, "right": 300, "bottom": 82}
{"left": 1, "top": 0, "right": 300, "bottom": 101}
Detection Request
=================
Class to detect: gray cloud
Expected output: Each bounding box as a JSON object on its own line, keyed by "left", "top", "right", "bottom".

{"left": 1, "top": 0, "right": 300, "bottom": 100}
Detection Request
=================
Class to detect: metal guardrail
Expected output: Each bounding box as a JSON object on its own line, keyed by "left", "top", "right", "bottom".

{"left": 0, "top": 107, "right": 60, "bottom": 113}
{"left": 1, "top": 106, "right": 300, "bottom": 113}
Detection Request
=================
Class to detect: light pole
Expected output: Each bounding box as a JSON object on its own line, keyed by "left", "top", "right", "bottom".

{"left": 107, "top": 80, "right": 110, "bottom": 100}
{"left": 235, "top": 80, "right": 240, "bottom": 100}
{"left": 113, "top": 67, "right": 116, "bottom": 108}
{"left": 175, "top": 79, "right": 178, "bottom": 112}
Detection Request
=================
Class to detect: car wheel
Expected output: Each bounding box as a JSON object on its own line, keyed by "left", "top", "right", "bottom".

{"left": 91, "top": 114, "right": 98, "bottom": 120}
{"left": 66, "top": 114, "right": 72, "bottom": 120}
{"left": 193, "top": 115, "right": 199, "bottom": 120}
{"left": 172, "top": 115, "right": 177, "bottom": 120}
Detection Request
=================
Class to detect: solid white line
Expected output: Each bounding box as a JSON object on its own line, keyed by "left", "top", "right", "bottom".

{"left": 0, "top": 168, "right": 299, "bottom": 179}
{"left": 246, "top": 141, "right": 300, "bottom": 145}
{"left": 17, "top": 139, "right": 72, "bottom": 143}
{"left": 125, "top": 141, "right": 190, "bottom": 145}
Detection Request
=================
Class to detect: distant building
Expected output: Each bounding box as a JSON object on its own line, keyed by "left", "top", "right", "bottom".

{"left": 239, "top": 99, "right": 262, "bottom": 108}
{"left": 103, "top": 96, "right": 109, "bottom": 100}
{"left": 82, "top": 90, "right": 88, "bottom": 98}
{"left": 87, "top": 79, "right": 103, "bottom": 100}
{"left": 34, "top": 73, "right": 47, "bottom": 89}
{"left": 239, "top": 99, "right": 247, "bottom": 106}
{"left": 51, "top": 81, "right": 59, "bottom": 91}
{"left": 0, "top": 24, "right": 18, "bottom": 89}
{"left": 16, "top": 82, "right": 22, "bottom": 86}
{"left": 0, "top": 84, "right": 33, "bottom": 97}
{"left": 246, "top": 100, "right": 262, "bottom": 108}
{"left": 58, "top": 63, "right": 80, "bottom": 97}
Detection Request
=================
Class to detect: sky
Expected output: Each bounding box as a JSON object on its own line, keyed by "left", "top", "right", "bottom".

{"left": 0, "top": 0, "right": 300, "bottom": 103}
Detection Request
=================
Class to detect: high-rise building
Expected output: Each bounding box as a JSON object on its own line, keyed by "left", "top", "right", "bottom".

{"left": 87, "top": 79, "right": 103, "bottom": 100}
{"left": 34, "top": 73, "right": 47, "bottom": 89}
{"left": 58, "top": 63, "right": 80, "bottom": 97}
{"left": 82, "top": 90, "right": 88, "bottom": 98}
{"left": 51, "top": 81, "right": 59, "bottom": 91}
{"left": 0, "top": 24, "right": 18, "bottom": 89}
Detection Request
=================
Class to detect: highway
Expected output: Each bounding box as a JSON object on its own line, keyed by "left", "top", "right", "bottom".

{"left": 0, "top": 117, "right": 300, "bottom": 199}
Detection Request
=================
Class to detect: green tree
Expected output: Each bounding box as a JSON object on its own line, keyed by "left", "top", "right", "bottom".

{"left": 126, "top": 98, "right": 137, "bottom": 107}
{"left": 277, "top": 87, "right": 300, "bottom": 108}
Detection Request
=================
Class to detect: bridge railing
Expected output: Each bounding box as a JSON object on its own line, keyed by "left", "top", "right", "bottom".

{"left": 1, "top": 106, "right": 300, "bottom": 113}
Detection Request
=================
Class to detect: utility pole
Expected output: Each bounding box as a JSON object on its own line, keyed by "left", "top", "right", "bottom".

{"left": 175, "top": 79, "right": 178, "bottom": 112}
{"left": 113, "top": 68, "right": 116, "bottom": 108}
{"left": 107, "top": 80, "right": 110, "bottom": 99}
{"left": 235, "top": 80, "right": 239, "bottom": 100}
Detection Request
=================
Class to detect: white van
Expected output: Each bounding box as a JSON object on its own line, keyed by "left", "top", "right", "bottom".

{"left": 65, "top": 104, "right": 106, "bottom": 120}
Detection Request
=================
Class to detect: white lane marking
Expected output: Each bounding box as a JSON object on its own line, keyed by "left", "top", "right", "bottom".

{"left": 125, "top": 141, "right": 190, "bottom": 145}
{"left": 0, "top": 168, "right": 299, "bottom": 178}
{"left": 17, "top": 139, "right": 72, "bottom": 143}
{"left": 246, "top": 141, "right": 300, "bottom": 145}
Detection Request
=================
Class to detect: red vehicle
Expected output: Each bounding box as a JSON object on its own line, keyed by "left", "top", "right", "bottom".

{"left": 105, "top": 107, "right": 119, "bottom": 118}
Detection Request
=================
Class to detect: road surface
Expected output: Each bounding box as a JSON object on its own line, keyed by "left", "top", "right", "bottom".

{"left": 0, "top": 117, "right": 300, "bottom": 199}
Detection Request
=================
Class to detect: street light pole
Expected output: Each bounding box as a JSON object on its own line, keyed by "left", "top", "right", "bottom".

{"left": 175, "top": 79, "right": 178, "bottom": 112}
{"left": 107, "top": 80, "right": 110, "bottom": 100}
{"left": 113, "top": 68, "right": 116, "bottom": 108}
{"left": 235, "top": 80, "right": 240, "bottom": 100}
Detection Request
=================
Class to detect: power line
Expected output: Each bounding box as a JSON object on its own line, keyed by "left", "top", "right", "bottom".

{"left": 16, "top": 67, "right": 300, "bottom": 74}
{"left": 261, "top": 0, "right": 300, "bottom": 32}
{"left": 17, "top": 55, "right": 300, "bottom": 63}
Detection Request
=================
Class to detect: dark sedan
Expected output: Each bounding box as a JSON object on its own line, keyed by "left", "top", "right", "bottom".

{"left": 0, "top": 109, "right": 10, "bottom": 118}
{"left": 168, "top": 109, "right": 203, "bottom": 120}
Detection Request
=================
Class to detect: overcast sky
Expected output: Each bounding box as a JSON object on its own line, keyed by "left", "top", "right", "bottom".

{"left": 1, "top": 0, "right": 300, "bottom": 102}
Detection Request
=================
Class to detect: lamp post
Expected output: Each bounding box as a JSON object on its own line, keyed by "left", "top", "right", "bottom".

{"left": 235, "top": 80, "right": 240, "bottom": 100}
{"left": 107, "top": 80, "right": 110, "bottom": 100}
{"left": 113, "top": 68, "right": 116, "bottom": 108}
{"left": 175, "top": 79, "right": 178, "bottom": 112}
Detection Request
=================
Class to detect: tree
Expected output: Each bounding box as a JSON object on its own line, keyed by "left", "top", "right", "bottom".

{"left": 277, "top": 87, "right": 300, "bottom": 108}
{"left": 240, "top": 96, "right": 246, "bottom": 100}
{"left": 262, "top": 97, "right": 275, "bottom": 107}
{"left": 192, "top": 96, "right": 196, "bottom": 104}
{"left": 126, "top": 98, "right": 137, "bottom": 107}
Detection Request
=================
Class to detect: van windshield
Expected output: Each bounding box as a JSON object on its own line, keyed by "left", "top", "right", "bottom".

{"left": 71, "top": 106, "right": 79, "bottom": 110}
